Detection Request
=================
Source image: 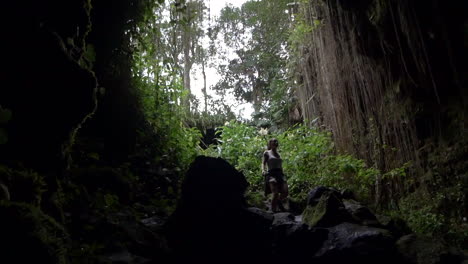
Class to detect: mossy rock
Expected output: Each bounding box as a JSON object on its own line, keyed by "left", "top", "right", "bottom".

{"left": 0, "top": 201, "right": 69, "bottom": 264}
{"left": 288, "top": 196, "right": 307, "bottom": 215}
{"left": 302, "top": 191, "right": 351, "bottom": 227}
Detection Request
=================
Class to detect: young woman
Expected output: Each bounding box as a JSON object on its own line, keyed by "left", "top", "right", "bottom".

{"left": 262, "top": 138, "right": 289, "bottom": 212}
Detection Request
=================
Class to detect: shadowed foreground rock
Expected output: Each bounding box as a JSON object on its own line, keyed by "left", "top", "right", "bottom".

{"left": 164, "top": 156, "right": 273, "bottom": 263}
{"left": 163, "top": 159, "right": 467, "bottom": 264}
{"left": 315, "top": 222, "right": 396, "bottom": 263}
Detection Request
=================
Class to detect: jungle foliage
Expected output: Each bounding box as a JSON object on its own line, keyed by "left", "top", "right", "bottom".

{"left": 211, "top": 0, "right": 295, "bottom": 127}
{"left": 131, "top": 0, "right": 467, "bottom": 248}
{"left": 130, "top": 0, "right": 203, "bottom": 171}
{"left": 199, "top": 122, "right": 378, "bottom": 204}
{"left": 1, "top": 1, "right": 465, "bottom": 262}
{"left": 198, "top": 121, "right": 466, "bottom": 247}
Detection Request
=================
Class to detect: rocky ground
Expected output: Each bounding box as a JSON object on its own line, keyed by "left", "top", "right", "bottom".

{"left": 2, "top": 156, "right": 466, "bottom": 264}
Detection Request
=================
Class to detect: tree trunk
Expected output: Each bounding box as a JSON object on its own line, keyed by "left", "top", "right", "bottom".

{"left": 201, "top": 57, "right": 208, "bottom": 113}
{"left": 182, "top": 1, "right": 193, "bottom": 109}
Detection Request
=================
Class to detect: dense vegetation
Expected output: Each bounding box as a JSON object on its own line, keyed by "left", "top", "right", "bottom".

{"left": 0, "top": 0, "right": 466, "bottom": 262}
{"left": 129, "top": 0, "right": 467, "bottom": 248}
{"left": 199, "top": 122, "right": 378, "bottom": 205}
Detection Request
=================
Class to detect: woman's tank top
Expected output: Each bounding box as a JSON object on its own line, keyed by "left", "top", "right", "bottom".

{"left": 266, "top": 150, "right": 282, "bottom": 170}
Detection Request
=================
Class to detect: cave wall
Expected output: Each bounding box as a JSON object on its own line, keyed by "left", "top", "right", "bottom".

{"left": 297, "top": 0, "right": 467, "bottom": 170}
{"left": 0, "top": 1, "right": 97, "bottom": 172}
{"left": 296, "top": 0, "right": 468, "bottom": 214}
{"left": 79, "top": 0, "right": 154, "bottom": 166}
{"left": 0, "top": 0, "right": 157, "bottom": 171}
{"left": 0, "top": 1, "right": 163, "bottom": 261}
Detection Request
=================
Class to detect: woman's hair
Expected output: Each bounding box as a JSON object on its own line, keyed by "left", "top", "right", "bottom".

{"left": 267, "top": 138, "right": 279, "bottom": 150}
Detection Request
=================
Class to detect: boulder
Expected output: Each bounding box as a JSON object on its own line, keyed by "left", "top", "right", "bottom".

{"left": 272, "top": 212, "right": 296, "bottom": 226}
{"left": 341, "top": 188, "right": 355, "bottom": 200}
{"left": 247, "top": 207, "right": 274, "bottom": 224}
{"left": 164, "top": 156, "right": 272, "bottom": 262}
{"left": 272, "top": 223, "right": 329, "bottom": 262}
{"left": 179, "top": 156, "right": 248, "bottom": 210}
{"left": 306, "top": 186, "right": 341, "bottom": 206}
{"left": 288, "top": 196, "right": 306, "bottom": 215}
{"left": 343, "top": 199, "right": 380, "bottom": 226}
{"left": 315, "top": 222, "right": 397, "bottom": 263}
{"left": 271, "top": 210, "right": 328, "bottom": 261}
{"left": 302, "top": 190, "right": 352, "bottom": 227}
{"left": 376, "top": 214, "right": 412, "bottom": 239}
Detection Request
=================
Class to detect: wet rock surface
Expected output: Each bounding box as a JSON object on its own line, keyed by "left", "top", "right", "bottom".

{"left": 163, "top": 162, "right": 467, "bottom": 264}
{"left": 315, "top": 222, "right": 396, "bottom": 263}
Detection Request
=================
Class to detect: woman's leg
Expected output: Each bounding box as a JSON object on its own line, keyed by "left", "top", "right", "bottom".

{"left": 269, "top": 182, "right": 279, "bottom": 212}
{"left": 279, "top": 181, "right": 289, "bottom": 201}
{"left": 278, "top": 182, "right": 289, "bottom": 211}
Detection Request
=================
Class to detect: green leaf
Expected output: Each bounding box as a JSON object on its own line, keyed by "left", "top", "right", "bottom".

{"left": 88, "top": 152, "right": 100, "bottom": 160}
{"left": 0, "top": 128, "right": 8, "bottom": 144}
{"left": 0, "top": 108, "right": 12, "bottom": 124}
{"left": 67, "top": 37, "right": 74, "bottom": 46}
{"left": 84, "top": 44, "right": 96, "bottom": 64}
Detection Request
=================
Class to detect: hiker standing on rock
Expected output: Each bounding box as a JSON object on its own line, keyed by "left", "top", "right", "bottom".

{"left": 262, "top": 138, "right": 289, "bottom": 212}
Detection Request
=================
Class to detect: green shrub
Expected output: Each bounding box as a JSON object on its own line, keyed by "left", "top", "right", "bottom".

{"left": 200, "top": 122, "right": 378, "bottom": 203}
{"left": 245, "top": 190, "right": 266, "bottom": 209}
{"left": 398, "top": 186, "right": 468, "bottom": 247}
{"left": 399, "top": 191, "right": 445, "bottom": 236}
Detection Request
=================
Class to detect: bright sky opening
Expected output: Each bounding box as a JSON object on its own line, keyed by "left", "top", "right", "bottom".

{"left": 190, "top": 0, "right": 253, "bottom": 120}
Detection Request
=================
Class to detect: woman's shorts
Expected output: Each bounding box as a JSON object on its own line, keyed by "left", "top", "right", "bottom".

{"left": 264, "top": 168, "right": 286, "bottom": 195}
{"left": 266, "top": 169, "right": 286, "bottom": 184}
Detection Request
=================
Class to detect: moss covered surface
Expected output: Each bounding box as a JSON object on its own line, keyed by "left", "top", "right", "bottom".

{"left": 303, "top": 191, "right": 349, "bottom": 227}
{"left": 0, "top": 201, "right": 69, "bottom": 264}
